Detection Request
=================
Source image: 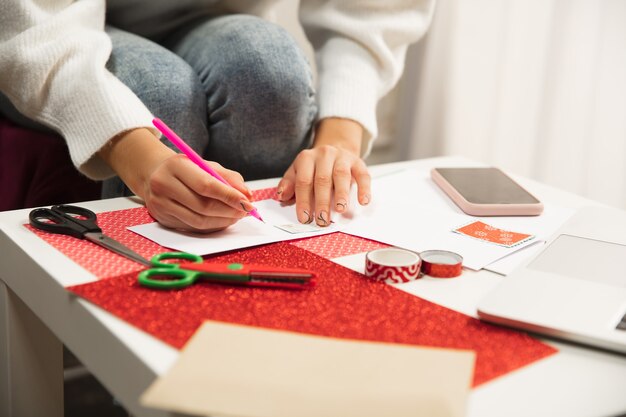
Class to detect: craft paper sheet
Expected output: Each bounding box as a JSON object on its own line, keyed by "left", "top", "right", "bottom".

{"left": 141, "top": 321, "right": 475, "bottom": 417}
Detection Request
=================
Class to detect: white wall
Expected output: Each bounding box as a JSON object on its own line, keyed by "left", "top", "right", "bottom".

{"left": 405, "top": 0, "right": 626, "bottom": 209}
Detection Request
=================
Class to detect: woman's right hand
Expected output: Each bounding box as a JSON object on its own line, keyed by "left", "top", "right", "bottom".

{"left": 99, "top": 128, "right": 253, "bottom": 233}
{"left": 143, "top": 154, "right": 253, "bottom": 232}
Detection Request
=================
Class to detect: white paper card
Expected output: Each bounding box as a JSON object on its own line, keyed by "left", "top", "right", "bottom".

{"left": 129, "top": 198, "right": 350, "bottom": 255}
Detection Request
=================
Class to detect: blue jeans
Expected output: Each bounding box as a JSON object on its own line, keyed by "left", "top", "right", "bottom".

{"left": 0, "top": 15, "right": 317, "bottom": 198}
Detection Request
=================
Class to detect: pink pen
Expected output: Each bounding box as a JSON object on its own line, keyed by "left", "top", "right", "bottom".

{"left": 152, "top": 118, "right": 264, "bottom": 223}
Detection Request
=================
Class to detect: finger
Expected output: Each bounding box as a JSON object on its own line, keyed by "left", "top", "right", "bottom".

{"left": 208, "top": 161, "right": 252, "bottom": 199}
{"left": 277, "top": 164, "right": 296, "bottom": 201}
{"left": 293, "top": 151, "right": 315, "bottom": 224}
{"left": 352, "top": 159, "right": 372, "bottom": 205}
{"left": 313, "top": 146, "right": 337, "bottom": 226}
{"left": 151, "top": 172, "right": 246, "bottom": 219}
{"left": 173, "top": 157, "right": 256, "bottom": 212}
{"left": 332, "top": 158, "right": 352, "bottom": 214}
{"left": 149, "top": 197, "right": 241, "bottom": 233}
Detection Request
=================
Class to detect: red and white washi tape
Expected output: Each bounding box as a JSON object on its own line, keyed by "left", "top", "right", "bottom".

{"left": 365, "top": 248, "right": 421, "bottom": 283}
{"left": 365, "top": 248, "right": 463, "bottom": 283}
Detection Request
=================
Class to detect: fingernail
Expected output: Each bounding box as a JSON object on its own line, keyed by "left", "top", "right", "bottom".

{"left": 316, "top": 210, "right": 329, "bottom": 226}
{"left": 240, "top": 200, "right": 255, "bottom": 213}
{"left": 335, "top": 200, "right": 347, "bottom": 212}
{"left": 276, "top": 187, "right": 283, "bottom": 200}
{"left": 299, "top": 210, "right": 313, "bottom": 224}
{"left": 361, "top": 194, "right": 370, "bottom": 205}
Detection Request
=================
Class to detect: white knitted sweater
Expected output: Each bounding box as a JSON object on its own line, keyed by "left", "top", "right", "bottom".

{"left": 0, "top": 0, "right": 434, "bottom": 179}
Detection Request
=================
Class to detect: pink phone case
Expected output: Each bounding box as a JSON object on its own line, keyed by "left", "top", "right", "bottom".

{"left": 431, "top": 168, "right": 544, "bottom": 216}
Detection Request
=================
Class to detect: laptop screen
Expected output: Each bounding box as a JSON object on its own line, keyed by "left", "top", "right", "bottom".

{"left": 528, "top": 234, "right": 626, "bottom": 288}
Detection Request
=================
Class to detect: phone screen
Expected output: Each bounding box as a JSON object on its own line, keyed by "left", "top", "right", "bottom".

{"left": 435, "top": 168, "right": 540, "bottom": 204}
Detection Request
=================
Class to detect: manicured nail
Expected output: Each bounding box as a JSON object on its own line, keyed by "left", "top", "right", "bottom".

{"left": 240, "top": 200, "right": 255, "bottom": 213}
{"left": 316, "top": 210, "right": 329, "bottom": 226}
{"left": 335, "top": 200, "right": 347, "bottom": 212}
{"left": 299, "top": 210, "right": 313, "bottom": 224}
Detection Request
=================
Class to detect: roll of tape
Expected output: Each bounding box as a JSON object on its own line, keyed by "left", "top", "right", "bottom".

{"left": 365, "top": 248, "right": 421, "bottom": 283}
{"left": 420, "top": 250, "right": 463, "bottom": 278}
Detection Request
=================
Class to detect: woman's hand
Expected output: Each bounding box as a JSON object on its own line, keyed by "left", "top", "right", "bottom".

{"left": 99, "top": 128, "right": 253, "bottom": 233}
{"left": 277, "top": 118, "right": 371, "bottom": 226}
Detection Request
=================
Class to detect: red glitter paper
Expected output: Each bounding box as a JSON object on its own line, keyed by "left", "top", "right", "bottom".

{"left": 68, "top": 242, "right": 557, "bottom": 387}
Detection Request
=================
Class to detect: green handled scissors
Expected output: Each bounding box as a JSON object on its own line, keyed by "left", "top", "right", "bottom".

{"left": 138, "top": 252, "right": 316, "bottom": 290}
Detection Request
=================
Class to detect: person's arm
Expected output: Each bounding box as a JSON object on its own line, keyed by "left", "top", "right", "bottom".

{"left": 299, "top": 0, "right": 435, "bottom": 155}
{"left": 0, "top": 0, "right": 252, "bottom": 232}
{"left": 0, "top": 0, "right": 156, "bottom": 178}
{"left": 278, "top": 0, "right": 436, "bottom": 225}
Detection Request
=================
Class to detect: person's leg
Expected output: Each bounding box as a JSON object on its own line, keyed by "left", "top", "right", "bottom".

{"left": 102, "top": 26, "right": 210, "bottom": 197}
{"left": 167, "top": 14, "right": 317, "bottom": 180}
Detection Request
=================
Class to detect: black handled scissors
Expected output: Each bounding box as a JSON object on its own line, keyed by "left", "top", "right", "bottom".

{"left": 29, "top": 204, "right": 152, "bottom": 267}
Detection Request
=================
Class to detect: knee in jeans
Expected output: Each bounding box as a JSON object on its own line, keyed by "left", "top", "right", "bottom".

{"left": 210, "top": 15, "right": 316, "bottom": 121}
{"left": 126, "top": 64, "right": 203, "bottom": 114}
{"left": 106, "top": 32, "right": 204, "bottom": 113}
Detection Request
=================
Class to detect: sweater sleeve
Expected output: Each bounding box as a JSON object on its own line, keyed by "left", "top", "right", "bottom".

{"left": 0, "top": 0, "right": 158, "bottom": 179}
{"left": 299, "top": 0, "right": 435, "bottom": 157}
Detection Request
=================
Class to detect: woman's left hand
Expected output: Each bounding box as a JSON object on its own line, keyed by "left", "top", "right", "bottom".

{"left": 277, "top": 118, "right": 371, "bottom": 226}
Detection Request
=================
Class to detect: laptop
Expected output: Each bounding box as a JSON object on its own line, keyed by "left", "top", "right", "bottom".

{"left": 477, "top": 205, "right": 626, "bottom": 354}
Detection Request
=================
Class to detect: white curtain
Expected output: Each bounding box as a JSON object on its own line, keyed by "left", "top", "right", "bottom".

{"left": 406, "top": 0, "right": 626, "bottom": 209}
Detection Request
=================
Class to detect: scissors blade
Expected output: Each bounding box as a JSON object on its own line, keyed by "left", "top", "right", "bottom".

{"left": 84, "top": 233, "right": 152, "bottom": 267}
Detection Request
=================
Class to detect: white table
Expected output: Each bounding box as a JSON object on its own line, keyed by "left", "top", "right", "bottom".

{"left": 1, "top": 156, "right": 625, "bottom": 417}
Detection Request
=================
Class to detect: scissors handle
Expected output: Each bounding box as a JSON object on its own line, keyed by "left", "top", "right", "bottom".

{"left": 150, "top": 251, "right": 203, "bottom": 268}
{"left": 29, "top": 205, "right": 100, "bottom": 238}
{"left": 138, "top": 252, "right": 204, "bottom": 289}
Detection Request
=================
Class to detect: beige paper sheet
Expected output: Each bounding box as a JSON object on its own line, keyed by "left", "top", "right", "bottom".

{"left": 141, "top": 321, "right": 475, "bottom": 417}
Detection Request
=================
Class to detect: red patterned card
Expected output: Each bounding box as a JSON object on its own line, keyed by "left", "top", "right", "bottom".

{"left": 68, "top": 242, "right": 556, "bottom": 387}
{"left": 28, "top": 188, "right": 388, "bottom": 278}
{"left": 27, "top": 207, "right": 166, "bottom": 279}
{"left": 290, "top": 232, "right": 390, "bottom": 259}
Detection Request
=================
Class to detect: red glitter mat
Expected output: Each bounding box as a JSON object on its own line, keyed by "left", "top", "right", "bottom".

{"left": 68, "top": 242, "right": 556, "bottom": 387}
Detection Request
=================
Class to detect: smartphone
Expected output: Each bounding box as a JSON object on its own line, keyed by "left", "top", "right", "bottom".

{"left": 431, "top": 167, "right": 543, "bottom": 216}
